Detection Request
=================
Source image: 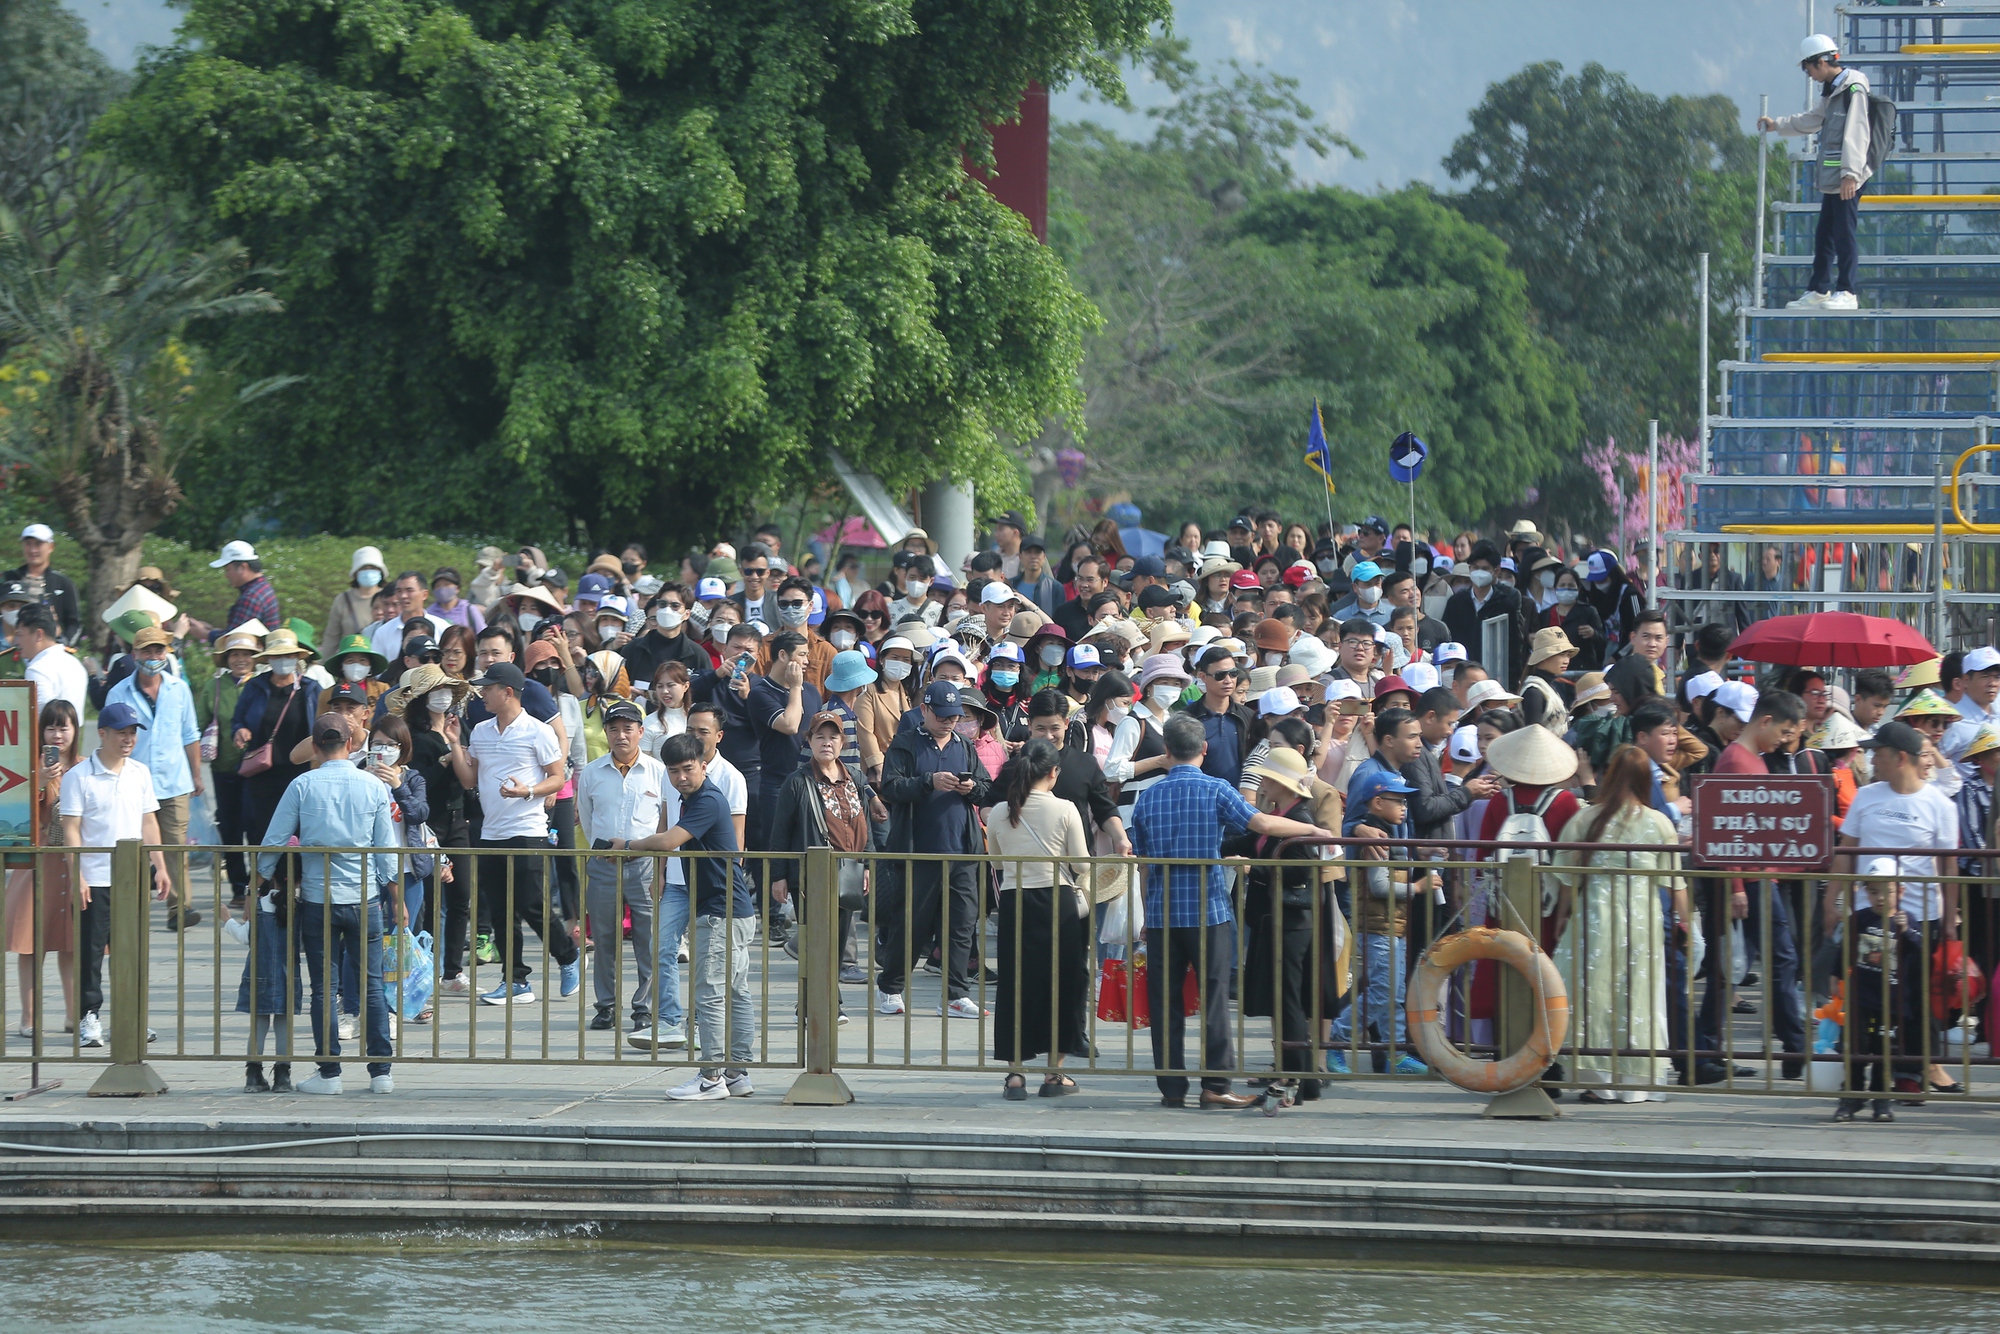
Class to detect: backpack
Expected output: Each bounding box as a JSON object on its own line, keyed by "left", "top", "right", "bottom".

{"left": 1863, "top": 90, "right": 1897, "bottom": 179}
{"left": 1492, "top": 786, "right": 1562, "bottom": 916}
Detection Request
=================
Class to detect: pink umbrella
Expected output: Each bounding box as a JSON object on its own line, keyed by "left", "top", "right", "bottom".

{"left": 814, "top": 517, "right": 885, "bottom": 549}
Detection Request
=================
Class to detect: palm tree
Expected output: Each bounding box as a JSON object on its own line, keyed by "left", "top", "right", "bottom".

{"left": 0, "top": 213, "right": 292, "bottom": 639}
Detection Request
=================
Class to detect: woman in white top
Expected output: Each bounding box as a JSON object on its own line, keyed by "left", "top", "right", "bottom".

{"left": 642, "top": 660, "right": 690, "bottom": 760}
{"left": 1104, "top": 656, "right": 1188, "bottom": 828}
{"left": 985, "top": 739, "right": 1090, "bottom": 1099}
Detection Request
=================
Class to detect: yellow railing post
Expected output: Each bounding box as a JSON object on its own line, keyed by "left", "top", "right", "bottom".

{"left": 88, "top": 839, "right": 167, "bottom": 1097}
{"left": 1484, "top": 856, "right": 1558, "bottom": 1119}
{"left": 783, "top": 844, "right": 853, "bottom": 1105}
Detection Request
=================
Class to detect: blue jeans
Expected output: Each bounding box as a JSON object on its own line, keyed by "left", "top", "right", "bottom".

{"left": 1331, "top": 933, "right": 1407, "bottom": 1047}
{"left": 299, "top": 899, "right": 392, "bottom": 1078}
{"left": 652, "top": 881, "right": 693, "bottom": 1031}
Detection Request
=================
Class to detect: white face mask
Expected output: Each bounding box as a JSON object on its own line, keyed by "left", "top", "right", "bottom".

{"left": 598, "top": 621, "right": 624, "bottom": 640}
{"left": 1039, "top": 645, "right": 1064, "bottom": 667}
{"left": 881, "top": 659, "right": 912, "bottom": 682}
{"left": 1556, "top": 588, "right": 1579, "bottom": 606}
{"left": 1538, "top": 569, "right": 1556, "bottom": 589}
{"left": 830, "top": 629, "right": 856, "bottom": 650}
{"left": 371, "top": 744, "right": 400, "bottom": 768}
{"left": 355, "top": 569, "right": 382, "bottom": 588}
{"left": 427, "top": 688, "right": 454, "bottom": 713}
{"left": 269, "top": 658, "right": 298, "bottom": 679}
{"left": 341, "top": 661, "right": 371, "bottom": 682}
{"left": 1356, "top": 585, "right": 1381, "bottom": 606}
{"left": 0, "top": 609, "right": 16, "bottom": 628}
{"left": 1106, "top": 702, "right": 1132, "bottom": 727}
{"left": 1469, "top": 569, "right": 1495, "bottom": 589}
{"left": 1149, "top": 684, "right": 1182, "bottom": 710}
{"left": 655, "top": 606, "right": 684, "bottom": 632}
{"left": 521, "top": 614, "right": 542, "bottom": 635}
{"left": 708, "top": 621, "right": 735, "bottom": 643}
{"left": 1410, "top": 557, "right": 1429, "bottom": 577}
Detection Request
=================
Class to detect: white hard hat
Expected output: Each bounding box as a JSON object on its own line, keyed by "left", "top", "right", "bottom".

{"left": 1798, "top": 33, "right": 1838, "bottom": 64}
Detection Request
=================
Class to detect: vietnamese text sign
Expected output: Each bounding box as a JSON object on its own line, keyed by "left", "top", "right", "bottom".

{"left": 0, "top": 679, "right": 34, "bottom": 846}
{"left": 1688, "top": 773, "right": 1835, "bottom": 872}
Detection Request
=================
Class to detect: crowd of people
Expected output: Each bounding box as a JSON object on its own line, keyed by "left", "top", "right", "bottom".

{"left": 2, "top": 509, "right": 1992, "bottom": 1118}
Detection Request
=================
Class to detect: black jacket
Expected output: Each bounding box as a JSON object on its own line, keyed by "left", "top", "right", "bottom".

{"left": 764, "top": 762, "right": 876, "bottom": 889}
{"left": 878, "top": 727, "right": 993, "bottom": 855}
{"left": 981, "top": 730, "right": 1118, "bottom": 838}
{"left": 1443, "top": 584, "right": 1524, "bottom": 669}
{"left": 619, "top": 626, "right": 710, "bottom": 687}
{"left": 1399, "top": 747, "right": 1472, "bottom": 843}
{"left": 5, "top": 565, "right": 81, "bottom": 643}
{"left": 1051, "top": 596, "right": 1093, "bottom": 642}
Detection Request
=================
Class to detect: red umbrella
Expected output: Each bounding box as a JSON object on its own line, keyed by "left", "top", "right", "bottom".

{"left": 1727, "top": 612, "right": 1936, "bottom": 668}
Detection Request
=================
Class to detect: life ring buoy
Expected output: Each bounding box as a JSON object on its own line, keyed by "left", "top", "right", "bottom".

{"left": 1406, "top": 927, "right": 1569, "bottom": 1095}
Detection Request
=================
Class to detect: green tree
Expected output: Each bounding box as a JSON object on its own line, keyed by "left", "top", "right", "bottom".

{"left": 1444, "top": 61, "right": 1755, "bottom": 463}
{"left": 1049, "top": 53, "right": 1578, "bottom": 530}
{"left": 101, "top": 0, "right": 1169, "bottom": 549}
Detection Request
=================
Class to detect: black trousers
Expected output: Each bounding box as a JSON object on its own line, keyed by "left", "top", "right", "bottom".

{"left": 1145, "top": 922, "right": 1237, "bottom": 1098}
{"left": 211, "top": 769, "right": 249, "bottom": 894}
{"left": 432, "top": 809, "right": 472, "bottom": 977}
{"left": 547, "top": 796, "right": 580, "bottom": 922}
{"left": 1808, "top": 187, "right": 1861, "bottom": 295}
{"left": 875, "top": 859, "right": 977, "bottom": 999}
{"left": 77, "top": 886, "right": 110, "bottom": 1016}
{"left": 476, "top": 836, "right": 578, "bottom": 985}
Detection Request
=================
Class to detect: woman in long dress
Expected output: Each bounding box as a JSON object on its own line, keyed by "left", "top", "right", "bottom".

{"left": 5, "top": 700, "right": 81, "bottom": 1037}
{"left": 1552, "top": 745, "right": 1688, "bottom": 1103}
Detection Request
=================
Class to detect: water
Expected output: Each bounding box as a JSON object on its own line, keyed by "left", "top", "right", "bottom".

{"left": 3, "top": 1241, "right": 1996, "bottom": 1332}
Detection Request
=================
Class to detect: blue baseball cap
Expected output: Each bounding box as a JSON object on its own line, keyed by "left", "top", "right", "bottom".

{"left": 1068, "top": 643, "right": 1102, "bottom": 670}
{"left": 807, "top": 588, "right": 827, "bottom": 627}
{"left": 923, "top": 680, "right": 966, "bottom": 717}
{"left": 575, "top": 572, "right": 614, "bottom": 603}
{"left": 1350, "top": 560, "right": 1382, "bottom": 582}
{"left": 1585, "top": 551, "right": 1613, "bottom": 583}
{"left": 987, "top": 641, "right": 1024, "bottom": 664}
{"left": 1128, "top": 555, "right": 1166, "bottom": 579}
{"left": 98, "top": 701, "right": 147, "bottom": 731}
{"left": 1349, "top": 769, "right": 1417, "bottom": 807}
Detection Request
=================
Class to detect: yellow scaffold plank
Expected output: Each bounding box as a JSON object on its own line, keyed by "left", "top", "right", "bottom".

{"left": 1901, "top": 43, "right": 2000, "bottom": 54}
{"left": 1760, "top": 352, "right": 2000, "bottom": 363}
{"left": 1859, "top": 195, "right": 2000, "bottom": 206}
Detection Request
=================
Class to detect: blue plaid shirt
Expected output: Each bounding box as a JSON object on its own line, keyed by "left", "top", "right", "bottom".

{"left": 1130, "top": 763, "right": 1258, "bottom": 928}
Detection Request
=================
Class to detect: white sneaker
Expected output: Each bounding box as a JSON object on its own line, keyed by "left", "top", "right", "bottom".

{"left": 221, "top": 917, "right": 250, "bottom": 947}
{"left": 1785, "top": 289, "right": 1831, "bottom": 310}
{"left": 298, "top": 1073, "right": 343, "bottom": 1095}
{"left": 668, "top": 1074, "right": 729, "bottom": 1101}
{"left": 337, "top": 1015, "right": 358, "bottom": 1042}
{"left": 877, "top": 990, "right": 905, "bottom": 1015}
{"left": 370, "top": 1074, "right": 394, "bottom": 1094}
{"left": 627, "top": 1025, "right": 688, "bottom": 1049}
{"left": 724, "top": 1070, "right": 754, "bottom": 1097}
{"left": 1823, "top": 290, "right": 1860, "bottom": 311}
{"left": 939, "top": 997, "right": 988, "bottom": 1019}
{"left": 77, "top": 1012, "right": 102, "bottom": 1047}
{"left": 441, "top": 973, "right": 469, "bottom": 994}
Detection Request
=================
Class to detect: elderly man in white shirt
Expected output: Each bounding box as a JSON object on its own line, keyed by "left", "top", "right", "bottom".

{"left": 17, "top": 603, "right": 86, "bottom": 713}
{"left": 577, "top": 699, "right": 667, "bottom": 1034}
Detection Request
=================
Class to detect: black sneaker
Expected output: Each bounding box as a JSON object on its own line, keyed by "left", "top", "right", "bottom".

{"left": 1732, "top": 997, "right": 1757, "bottom": 1014}
{"left": 589, "top": 1007, "right": 614, "bottom": 1031}
{"left": 164, "top": 908, "right": 203, "bottom": 931}
{"left": 1741, "top": 971, "right": 1760, "bottom": 987}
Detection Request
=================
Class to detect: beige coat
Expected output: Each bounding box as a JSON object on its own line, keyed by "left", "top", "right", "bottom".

{"left": 323, "top": 586, "right": 377, "bottom": 651}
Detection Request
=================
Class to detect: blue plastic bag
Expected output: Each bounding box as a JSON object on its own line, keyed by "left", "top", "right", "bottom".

{"left": 381, "top": 928, "right": 435, "bottom": 1020}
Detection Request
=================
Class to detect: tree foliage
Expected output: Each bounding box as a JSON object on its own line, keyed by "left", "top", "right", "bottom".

{"left": 1049, "top": 52, "right": 1579, "bottom": 529}
{"left": 1445, "top": 61, "right": 1755, "bottom": 457}
{"left": 101, "top": 0, "right": 1169, "bottom": 549}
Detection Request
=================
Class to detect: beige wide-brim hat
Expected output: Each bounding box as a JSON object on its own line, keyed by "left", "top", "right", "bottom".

{"left": 252, "top": 628, "right": 314, "bottom": 661}
{"left": 384, "top": 663, "right": 471, "bottom": 716}
{"left": 503, "top": 582, "right": 568, "bottom": 616}
{"left": 1485, "top": 724, "right": 1578, "bottom": 786}
{"left": 1246, "top": 746, "right": 1315, "bottom": 798}
{"left": 1527, "top": 625, "right": 1577, "bottom": 667}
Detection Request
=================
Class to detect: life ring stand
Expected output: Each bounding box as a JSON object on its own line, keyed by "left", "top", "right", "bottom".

{"left": 1406, "top": 927, "right": 1569, "bottom": 1096}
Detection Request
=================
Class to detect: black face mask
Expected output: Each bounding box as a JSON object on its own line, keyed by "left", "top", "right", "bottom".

{"left": 622, "top": 560, "right": 640, "bottom": 576}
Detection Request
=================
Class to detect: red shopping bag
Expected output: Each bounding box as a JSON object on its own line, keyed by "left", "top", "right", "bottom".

{"left": 1182, "top": 962, "right": 1202, "bottom": 1017}
{"left": 1096, "top": 957, "right": 1152, "bottom": 1028}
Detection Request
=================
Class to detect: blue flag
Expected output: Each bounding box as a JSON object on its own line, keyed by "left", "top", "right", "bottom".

{"left": 1303, "top": 399, "right": 1336, "bottom": 495}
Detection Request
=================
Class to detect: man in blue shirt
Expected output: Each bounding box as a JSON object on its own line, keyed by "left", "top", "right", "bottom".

{"left": 1130, "top": 714, "right": 1328, "bottom": 1108}
{"left": 106, "top": 625, "right": 204, "bottom": 930}
{"left": 258, "top": 713, "right": 398, "bottom": 1096}
{"left": 628, "top": 733, "right": 759, "bottom": 1101}
{"left": 875, "top": 680, "right": 993, "bottom": 1017}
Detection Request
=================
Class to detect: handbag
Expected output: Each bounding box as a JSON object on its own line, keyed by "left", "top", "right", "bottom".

{"left": 235, "top": 681, "right": 299, "bottom": 778}
{"left": 803, "top": 769, "right": 870, "bottom": 912}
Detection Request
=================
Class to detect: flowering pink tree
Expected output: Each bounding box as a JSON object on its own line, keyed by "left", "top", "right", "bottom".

{"left": 1581, "top": 434, "right": 1699, "bottom": 558}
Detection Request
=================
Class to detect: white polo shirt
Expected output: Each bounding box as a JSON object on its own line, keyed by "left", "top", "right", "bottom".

{"left": 467, "top": 710, "right": 563, "bottom": 840}
{"left": 26, "top": 643, "right": 88, "bottom": 714}
{"left": 576, "top": 750, "right": 667, "bottom": 845}
{"left": 58, "top": 752, "right": 159, "bottom": 886}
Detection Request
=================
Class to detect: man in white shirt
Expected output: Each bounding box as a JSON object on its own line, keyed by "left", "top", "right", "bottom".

{"left": 18, "top": 603, "right": 86, "bottom": 713}
{"left": 445, "top": 662, "right": 579, "bottom": 1007}
{"left": 58, "top": 701, "right": 174, "bottom": 1049}
{"left": 1832, "top": 722, "right": 1961, "bottom": 934}
{"left": 368, "top": 570, "right": 453, "bottom": 662}
{"left": 577, "top": 700, "right": 666, "bottom": 1034}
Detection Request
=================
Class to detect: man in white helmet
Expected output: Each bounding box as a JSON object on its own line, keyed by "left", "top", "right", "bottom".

{"left": 1758, "top": 35, "right": 1872, "bottom": 312}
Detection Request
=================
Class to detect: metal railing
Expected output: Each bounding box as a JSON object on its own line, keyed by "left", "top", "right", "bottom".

{"left": 2, "top": 838, "right": 1993, "bottom": 1113}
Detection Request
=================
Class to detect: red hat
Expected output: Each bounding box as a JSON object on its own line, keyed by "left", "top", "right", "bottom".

{"left": 1229, "top": 570, "right": 1262, "bottom": 592}
{"left": 1373, "top": 674, "right": 1414, "bottom": 702}
{"left": 1281, "top": 561, "right": 1314, "bottom": 589}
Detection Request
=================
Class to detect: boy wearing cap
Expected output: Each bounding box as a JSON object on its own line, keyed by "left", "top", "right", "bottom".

{"left": 106, "top": 625, "right": 205, "bottom": 930}
{"left": 62, "top": 701, "right": 177, "bottom": 1050}
{"left": 7, "top": 523, "right": 80, "bottom": 643}
{"left": 1330, "top": 769, "right": 1431, "bottom": 1076}
{"left": 875, "top": 680, "right": 994, "bottom": 1017}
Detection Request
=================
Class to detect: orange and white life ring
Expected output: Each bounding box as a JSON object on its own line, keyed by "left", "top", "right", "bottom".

{"left": 1406, "top": 927, "right": 1569, "bottom": 1095}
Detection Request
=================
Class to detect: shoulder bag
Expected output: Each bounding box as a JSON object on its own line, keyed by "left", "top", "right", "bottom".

{"left": 803, "top": 768, "right": 870, "bottom": 912}
{"left": 1010, "top": 800, "right": 1090, "bottom": 920}
{"left": 236, "top": 682, "right": 298, "bottom": 778}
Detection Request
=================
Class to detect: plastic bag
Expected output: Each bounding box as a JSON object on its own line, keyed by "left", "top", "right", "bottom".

{"left": 381, "top": 928, "right": 435, "bottom": 1021}
{"left": 1730, "top": 919, "right": 1747, "bottom": 986}
{"left": 1098, "top": 879, "right": 1145, "bottom": 945}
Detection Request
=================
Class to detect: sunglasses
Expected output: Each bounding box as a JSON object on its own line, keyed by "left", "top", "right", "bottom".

{"left": 777, "top": 600, "right": 809, "bottom": 610}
